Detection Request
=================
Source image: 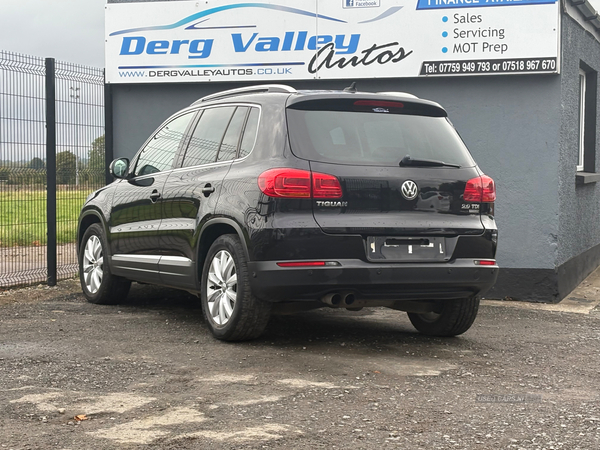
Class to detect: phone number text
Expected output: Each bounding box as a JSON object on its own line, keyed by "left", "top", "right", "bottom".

{"left": 420, "top": 58, "right": 557, "bottom": 76}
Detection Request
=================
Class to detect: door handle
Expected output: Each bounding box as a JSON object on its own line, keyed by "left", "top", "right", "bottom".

{"left": 149, "top": 190, "right": 161, "bottom": 202}
{"left": 202, "top": 184, "right": 216, "bottom": 197}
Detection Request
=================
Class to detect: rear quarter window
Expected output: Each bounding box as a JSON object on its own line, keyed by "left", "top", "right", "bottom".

{"left": 239, "top": 107, "right": 260, "bottom": 159}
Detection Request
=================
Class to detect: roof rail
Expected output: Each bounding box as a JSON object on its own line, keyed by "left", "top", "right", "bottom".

{"left": 193, "top": 84, "right": 297, "bottom": 105}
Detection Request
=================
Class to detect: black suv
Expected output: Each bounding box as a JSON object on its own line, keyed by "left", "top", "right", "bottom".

{"left": 77, "top": 84, "right": 498, "bottom": 341}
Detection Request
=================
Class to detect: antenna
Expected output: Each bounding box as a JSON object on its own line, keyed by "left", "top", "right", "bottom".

{"left": 343, "top": 82, "right": 357, "bottom": 93}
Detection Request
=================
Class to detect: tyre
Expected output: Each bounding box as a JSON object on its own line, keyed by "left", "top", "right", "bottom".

{"left": 79, "top": 223, "right": 131, "bottom": 305}
{"left": 407, "top": 297, "right": 480, "bottom": 337}
{"left": 200, "top": 234, "right": 271, "bottom": 341}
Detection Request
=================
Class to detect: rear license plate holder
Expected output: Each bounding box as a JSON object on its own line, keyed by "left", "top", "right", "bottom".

{"left": 367, "top": 236, "right": 448, "bottom": 262}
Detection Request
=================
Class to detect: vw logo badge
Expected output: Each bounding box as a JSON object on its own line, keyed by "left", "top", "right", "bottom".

{"left": 401, "top": 180, "right": 419, "bottom": 200}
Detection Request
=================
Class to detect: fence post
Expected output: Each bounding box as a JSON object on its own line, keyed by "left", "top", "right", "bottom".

{"left": 45, "top": 58, "right": 57, "bottom": 286}
{"left": 104, "top": 73, "right": 114, "bottom": 185}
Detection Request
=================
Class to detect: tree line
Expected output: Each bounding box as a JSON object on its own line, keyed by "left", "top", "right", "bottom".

{"left": 0, "top": 136, "right": 105, "bottom": 187}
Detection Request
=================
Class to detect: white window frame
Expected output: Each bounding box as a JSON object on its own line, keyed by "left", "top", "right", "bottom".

{"left": 577, "top": 69, "right": 586, "bottom": 172}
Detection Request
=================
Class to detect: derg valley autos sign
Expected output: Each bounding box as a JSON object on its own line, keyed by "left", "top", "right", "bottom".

{"left": 105, "top": 0, "right": 560, "bottom": 83}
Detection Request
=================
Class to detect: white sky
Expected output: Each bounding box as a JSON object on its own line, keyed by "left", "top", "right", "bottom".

{"left": 0, "top": 0, "right": 106, "bottom": 68}
{"left": 0, "top": 0, "right": 599, "bottom": 69}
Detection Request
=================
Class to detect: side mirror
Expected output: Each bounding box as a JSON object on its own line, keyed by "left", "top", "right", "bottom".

{"left": 109, "top": 158, "right": 129, "bottom": 179}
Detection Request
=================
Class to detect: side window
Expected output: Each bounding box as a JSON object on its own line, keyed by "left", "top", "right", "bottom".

{"left": 182, "top": 107, "right": 235, "bottom": 168}
{"left": 578, "top": 69, "right": 586, "bottom": 172}
{"left": 577, "top": 64, "right": 598, "bottom": 174}
{"left": 134, "top": 112, "right": 194, "bottom": 177}
{"left": 218, "top": 107, "right": 248, "bottom": 162}
{"left": 239, "top": 107, "right": 259, "bottom": 158}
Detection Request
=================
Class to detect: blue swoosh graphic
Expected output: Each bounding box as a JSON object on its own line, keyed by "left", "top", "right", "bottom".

{"left": 416, "top": 0, "right": 557, "bottom": 8}
{"left": 109, "top": 3, "right": 346, "bottom": 36}
{"left": 358, "top": 6, "right": 403, "bottom": 24}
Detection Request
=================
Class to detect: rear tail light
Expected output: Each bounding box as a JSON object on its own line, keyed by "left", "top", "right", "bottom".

{"left": 464, "top": 175, "right": 496, "bottom": 202}
{"left": 312, "top": 172, "right": 343, "bottom": 198}
{"left": 258, "top": 168, "right": 311, "bottom": 198}
{"left": 491, "top": 230, "right": 498, "bottom": 245}
{"left": 258, "top": 168, "right": 342, "bottom": 199}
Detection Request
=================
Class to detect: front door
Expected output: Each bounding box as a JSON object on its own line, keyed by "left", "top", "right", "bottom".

{"left": 108, "top": 111, "right": 196, "bottom": 282}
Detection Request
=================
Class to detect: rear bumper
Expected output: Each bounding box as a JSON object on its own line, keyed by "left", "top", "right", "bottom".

{"left": 248, "top": 259, "right": 498, "bottom": 302}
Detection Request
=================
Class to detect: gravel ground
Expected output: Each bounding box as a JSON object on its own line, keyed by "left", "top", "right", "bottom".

{"left": 1, "top": 274, "right": 600, "bottom": 450}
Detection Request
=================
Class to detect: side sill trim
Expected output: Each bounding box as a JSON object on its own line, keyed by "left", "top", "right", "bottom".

{"left": 112, "top": 254, "right": 161, "bottom": 264}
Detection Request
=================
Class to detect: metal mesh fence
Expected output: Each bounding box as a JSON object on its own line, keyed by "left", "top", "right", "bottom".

{"left": 0, "top": 52, "right": 47, "bottom": 287}
{"left": 54, "top": 60, "right": 105, "bottom": 282}
{"left": 0, "top": 51, "right": 105, "bottom": 288}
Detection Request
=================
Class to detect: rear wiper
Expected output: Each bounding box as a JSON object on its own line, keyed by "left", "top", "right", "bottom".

{"left": 399, "top": 155, "right": 461, "bottom": 168}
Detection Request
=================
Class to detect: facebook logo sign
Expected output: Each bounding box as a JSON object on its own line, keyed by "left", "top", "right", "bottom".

{"left": 343, "top": 0, "right": 380, "bottom": 8}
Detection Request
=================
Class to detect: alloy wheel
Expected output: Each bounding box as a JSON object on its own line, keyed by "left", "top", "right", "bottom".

{"left": 206, "top": 250, "right": 238, "bottom": 325}
{"left": 82, "top": 235, "right": 104, "bottom": 294}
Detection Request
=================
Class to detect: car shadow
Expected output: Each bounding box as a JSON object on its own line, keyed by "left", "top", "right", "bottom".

{"left": 112, "top": 284, "right": 479, "bottom": 354}
{"left": 122, "top": 283, "right": 201, "bottom": 308}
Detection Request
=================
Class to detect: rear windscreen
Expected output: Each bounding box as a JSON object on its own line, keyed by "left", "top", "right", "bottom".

{"left": 286, "top": 100, "right": 475, "bottom": 167}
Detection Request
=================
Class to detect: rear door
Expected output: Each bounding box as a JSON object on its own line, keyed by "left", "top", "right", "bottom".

{"left": 286, "top": 97, "right": 486, "bottom": 262}
{"left": 157, "top": 105, "right": 252, "bottom": 288}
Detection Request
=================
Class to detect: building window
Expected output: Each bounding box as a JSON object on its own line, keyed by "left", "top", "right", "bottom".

{"left": 577, "top": 63, "right": 598, "bottom": 180}
{"left": 577, "top": 69, "right": 586, "bottom": 172}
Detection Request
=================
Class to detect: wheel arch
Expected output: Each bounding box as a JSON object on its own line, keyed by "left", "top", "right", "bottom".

{"left": 196, "top": 218, "right": 250, "bottom": 284}
{"left": 77, "top": 210, "right": 107, "bottom": 256}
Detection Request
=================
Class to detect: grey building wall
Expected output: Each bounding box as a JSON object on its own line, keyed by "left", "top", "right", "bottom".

{"left": 558, "top": 14, "right": 600, "bottom": 265}
{"left": 553, "top": 13, "right": 600, "bottom": 297}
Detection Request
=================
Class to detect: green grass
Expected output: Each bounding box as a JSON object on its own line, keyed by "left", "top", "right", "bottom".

{"left": 0, "top": 190, "right": 92, "bottom": 247}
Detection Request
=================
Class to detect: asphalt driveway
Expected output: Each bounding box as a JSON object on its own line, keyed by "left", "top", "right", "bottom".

{"left": 1, "top": 271, "right": 599, "bottom": 449}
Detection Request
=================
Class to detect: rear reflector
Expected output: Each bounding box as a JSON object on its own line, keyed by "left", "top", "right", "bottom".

{"left": 277, "top": 261, "right": 340, "bottom": 267}
{"left": 474, "top": 260, "right": 496, "bottom": 266}
{"left": 277, "top": 261, "right": 325, "bottom": 267}
{"left": 258, "top": 168, "right": 342, "bottom": 199}
{"left": 463, "top": 175, "right": 496, "bottom": 203}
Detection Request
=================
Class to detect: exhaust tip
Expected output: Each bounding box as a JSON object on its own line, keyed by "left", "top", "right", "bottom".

{"left": 322, "top": 293, "right": 342, "bottom": 306}
{"left": 343, "top": 293, "right": 355, "bottom": 306}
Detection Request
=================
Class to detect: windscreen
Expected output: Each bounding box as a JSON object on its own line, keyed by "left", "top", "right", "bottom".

{"left": 287, "top": 100, "right": 475, "bottom": 167}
